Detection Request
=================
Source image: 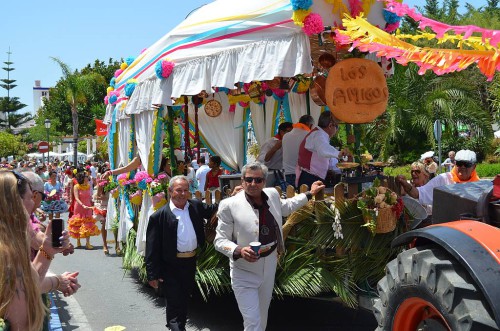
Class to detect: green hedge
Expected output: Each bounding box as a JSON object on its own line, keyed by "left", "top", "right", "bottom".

{"left": 383, "top": 163, "right": 500, "bottom": 179}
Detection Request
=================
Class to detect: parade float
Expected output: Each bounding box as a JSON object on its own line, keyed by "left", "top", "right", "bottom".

{"left": 102, "top": 0, "right": 500, "bottom": 306}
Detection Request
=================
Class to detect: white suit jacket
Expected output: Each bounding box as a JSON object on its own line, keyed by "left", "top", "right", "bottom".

{"left": 214, "top": 188, "right": 308, "bottom": 272}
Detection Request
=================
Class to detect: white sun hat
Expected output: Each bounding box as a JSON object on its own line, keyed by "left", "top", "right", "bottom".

{"left": 420, "top": 151, "right": 434, "bottom": 160}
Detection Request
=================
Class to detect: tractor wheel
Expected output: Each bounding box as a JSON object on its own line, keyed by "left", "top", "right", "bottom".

{"left": 372, "top": 246, "right": 499, "bottom": 330}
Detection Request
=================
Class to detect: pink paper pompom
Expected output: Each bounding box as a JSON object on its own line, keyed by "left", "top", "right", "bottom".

{"left": 385, "top": 22, "right": 400, "bottom": 33}
{"left": 114, "top": 69, "right": 124, "bottom": 78}
{"left": 157, "top": 174, "right": 167, "bottom": 180}
{"left": 162, "top": 61, "right": 174, "bottom": 76}
{"left": 155, "top": 59, "right": 175, "bottom": 79}
{"left": 229, "top": 104, "right": 236, "bottom": 113}
{"left": 104, "top": 96, "right": 109, "bottom": 105}
{"left": 302, "top": 13, "right": 324, "bottom": 36}
{"left": 134, "top": 171, "right": 151, "bottom": 183}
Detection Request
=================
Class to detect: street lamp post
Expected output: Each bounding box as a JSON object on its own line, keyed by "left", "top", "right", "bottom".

{"left": 44, "top": 119, "right": 51, "bottom": 165}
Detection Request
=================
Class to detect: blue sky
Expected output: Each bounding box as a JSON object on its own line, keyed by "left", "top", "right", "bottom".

{"left": 0, "top": 0, "right": 488, "bottom": 114}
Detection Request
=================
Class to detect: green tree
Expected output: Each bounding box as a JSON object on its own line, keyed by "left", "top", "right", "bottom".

{"left": 0, "top": 131, "right": 27, "bottom": 157}
{"left": 365, "top": 63, "right": 493, "bottom": 163}
{"left": 0, "top": 49, "right": 31, "bottom": 131}
{"left": 51, "top": 57, "right": 106, "bottom": 165}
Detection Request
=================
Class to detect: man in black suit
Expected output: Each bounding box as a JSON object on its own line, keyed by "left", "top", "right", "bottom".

{"left": 146, "top": 175, "right": 217, "bottom": 331}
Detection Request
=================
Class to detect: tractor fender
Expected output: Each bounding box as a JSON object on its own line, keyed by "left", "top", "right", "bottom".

{"left": 392, "top": 220, "right": 500, "bottom": 327}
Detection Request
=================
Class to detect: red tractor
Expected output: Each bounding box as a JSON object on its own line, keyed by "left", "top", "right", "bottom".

{"left": 373, "top": 180, "right": 500, "bottom": 330}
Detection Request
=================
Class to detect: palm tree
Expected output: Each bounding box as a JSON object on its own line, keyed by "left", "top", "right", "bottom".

{"left": 52, "top": 57, "right": 104, "bottom": 166}
{"left": 365, "top": 63, "right": 493, "bottom": 163}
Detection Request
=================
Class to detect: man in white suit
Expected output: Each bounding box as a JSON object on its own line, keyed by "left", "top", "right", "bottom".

{"left": 214, "top": 162, "right": 324, "bottom": 331}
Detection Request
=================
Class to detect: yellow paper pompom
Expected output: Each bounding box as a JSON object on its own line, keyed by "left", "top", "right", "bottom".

{"left": 120, "top": 62, "right": 128, "bottom": 70}
{"left": 107, "top": 86, "right": 114, "bottom": 94}
{"left": 292, "top": 9, "right": 311, "bottom": 26}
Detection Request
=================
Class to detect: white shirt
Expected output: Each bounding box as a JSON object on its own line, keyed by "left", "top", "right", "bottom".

{"left": 282, "top": 127, "right": 309, "bottom": 175}
{"left": 417, "top": 172, "right": 454, "bottom": 206}
{"left": 302, "top": 127, "right": 340, "bottom": 179}
{"left": 90, "top": 165, "right": 97, "bottom": 178}
{"left": 257, "top": 137, "right": 282, "bottom": 170}
{"left": 169, "top": 200, "right": 198, "bottom": 252}
{"left": 196, "top": 164, "right": 210, "bottom": 191}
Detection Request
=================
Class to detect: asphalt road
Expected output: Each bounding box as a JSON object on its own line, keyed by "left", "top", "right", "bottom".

{"left": 50, "top": 226, "right": 377, "bottom": 330}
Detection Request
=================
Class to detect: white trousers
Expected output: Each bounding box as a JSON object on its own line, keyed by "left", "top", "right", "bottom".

{"left": 231, "top": 250, "right": 278, "bottom": 331}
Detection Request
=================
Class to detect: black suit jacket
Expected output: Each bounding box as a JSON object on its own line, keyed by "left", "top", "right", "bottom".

{"left": 145, "top": 199, "right": 217, "bottom": 281}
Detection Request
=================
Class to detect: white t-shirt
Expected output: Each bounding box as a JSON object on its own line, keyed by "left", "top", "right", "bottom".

{"left": 417, "top": 172, "right": 454, "bottom": 206}
{"left": 90, "top": 165, "right": 97, "bottom": 178}
{"left": 282, "top": 127, "right": 309, "bottom": 175}
{"left": 257, "top": 137, "right": 282, "bottom": 170}
{"left": 196, "top": 164, "right": 210, "bottom": 191}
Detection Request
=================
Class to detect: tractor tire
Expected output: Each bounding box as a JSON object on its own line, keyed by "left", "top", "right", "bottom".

{"left": 372, "top": 246, "right": 499, "bottom": 331}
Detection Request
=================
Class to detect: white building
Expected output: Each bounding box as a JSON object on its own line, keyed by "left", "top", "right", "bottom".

{"left": 32, "top": 80, "right": 50, "bottom": 115}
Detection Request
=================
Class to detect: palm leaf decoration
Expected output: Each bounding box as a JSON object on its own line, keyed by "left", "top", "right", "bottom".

{"left": 195, "top": 243, "right": 232, "bottom": 301}
{"left": 122, "top": 228, "right": 148, "bottom": 283}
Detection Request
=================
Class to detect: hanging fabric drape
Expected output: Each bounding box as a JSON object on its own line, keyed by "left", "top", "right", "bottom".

{"left": 187, "top": 92, "right": 244, "bottom": 170}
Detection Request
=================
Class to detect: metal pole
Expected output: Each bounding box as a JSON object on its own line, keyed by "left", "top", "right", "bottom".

{"left": 47, "top": 129, "right": 50, "bottom": 165}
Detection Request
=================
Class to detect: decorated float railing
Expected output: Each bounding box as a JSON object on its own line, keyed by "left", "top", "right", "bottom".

{"left": 117, "top": 174, "right": 409, "bottom": 307}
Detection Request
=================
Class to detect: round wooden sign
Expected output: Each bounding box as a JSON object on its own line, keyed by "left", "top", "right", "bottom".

{"left": 325, "top": 58, "right": 388, "bottom": 124}
{"left": 204, "top": 99, "right": 222, "bottom": 117}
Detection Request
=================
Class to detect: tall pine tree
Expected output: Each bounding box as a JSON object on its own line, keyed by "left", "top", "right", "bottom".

{"left": 0, "top": 48, "right": 32, "bottom": 131}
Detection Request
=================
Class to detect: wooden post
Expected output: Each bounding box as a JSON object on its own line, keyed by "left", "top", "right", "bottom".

{"left": 286, "top": 185, "right": 295, "bottom": 198}
{"left": 299, "top": 184, "right": 308, "bottom": 193}
{"left": 315, "top": 188, "right": 325, "bottom": 201}
{"left": 194, "top": 99, "right": 200, "bottom": 161}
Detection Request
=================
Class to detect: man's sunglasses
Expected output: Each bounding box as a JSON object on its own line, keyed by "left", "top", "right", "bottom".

{"left": 243, "top": 177, "right": 265, "bottom": 184}
{"left": 456, "top": 161, "right": 473, "bottom": 168}
{"left": 33, "top": 190, "right": 47, "bottom": 200}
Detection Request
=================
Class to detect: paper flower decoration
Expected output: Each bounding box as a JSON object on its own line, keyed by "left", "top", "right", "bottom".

{"left": 120, "top": 62, "right": 128, "bottom": 70}
{"left": 108, "top": 91, "right": 120, "bottom": 105}
{"left": 291, "top": 0, "right": 312, "bottom": 11}
{"left": 125, "top": 57, "right": 135, "bottom": 66}
{"left": 124, "top": 79, "right": 138, "bottom": 97}
{"left": 292, "top": 9, "right": 311, "bottom": 26}
{"left": 104, "top": 96, "right": 109, "bottom": 105}
{"left": 109, "top": 77, "right": 116, "bottom": 88}
{"left": 383, "top": 9, "right": 401, "bottom": 25}
{"left": 155, "top": 59, "right": 175, "bottom": 79}
{"left": 106, "top": 86, "right": 114, "bottom": 94}
{"left": 114, "top": 69, "right": 124, "bottom": 78}
{"left": 302, "top": 13, "right": 324, "bottom": 36}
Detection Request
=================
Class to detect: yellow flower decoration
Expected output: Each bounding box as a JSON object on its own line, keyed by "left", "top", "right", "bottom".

{"left": 292, "top": 9, "right": 311, "bottom": 27}
{"left": 120, "top": 62, "right": 128, "bottom": 70}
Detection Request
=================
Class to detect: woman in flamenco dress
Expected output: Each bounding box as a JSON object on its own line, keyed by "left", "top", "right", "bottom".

{"left": 68, "top": 172, "right": 100, "bottom": 249}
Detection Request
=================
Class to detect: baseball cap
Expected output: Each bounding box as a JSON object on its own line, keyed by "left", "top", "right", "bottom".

{"left": 455, "top": 150, "right": 476, "bottom": 163}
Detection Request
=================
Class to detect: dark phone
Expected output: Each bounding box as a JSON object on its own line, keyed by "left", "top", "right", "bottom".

{"left": 51, "top": 218, "right": 64, "bottom": 247}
